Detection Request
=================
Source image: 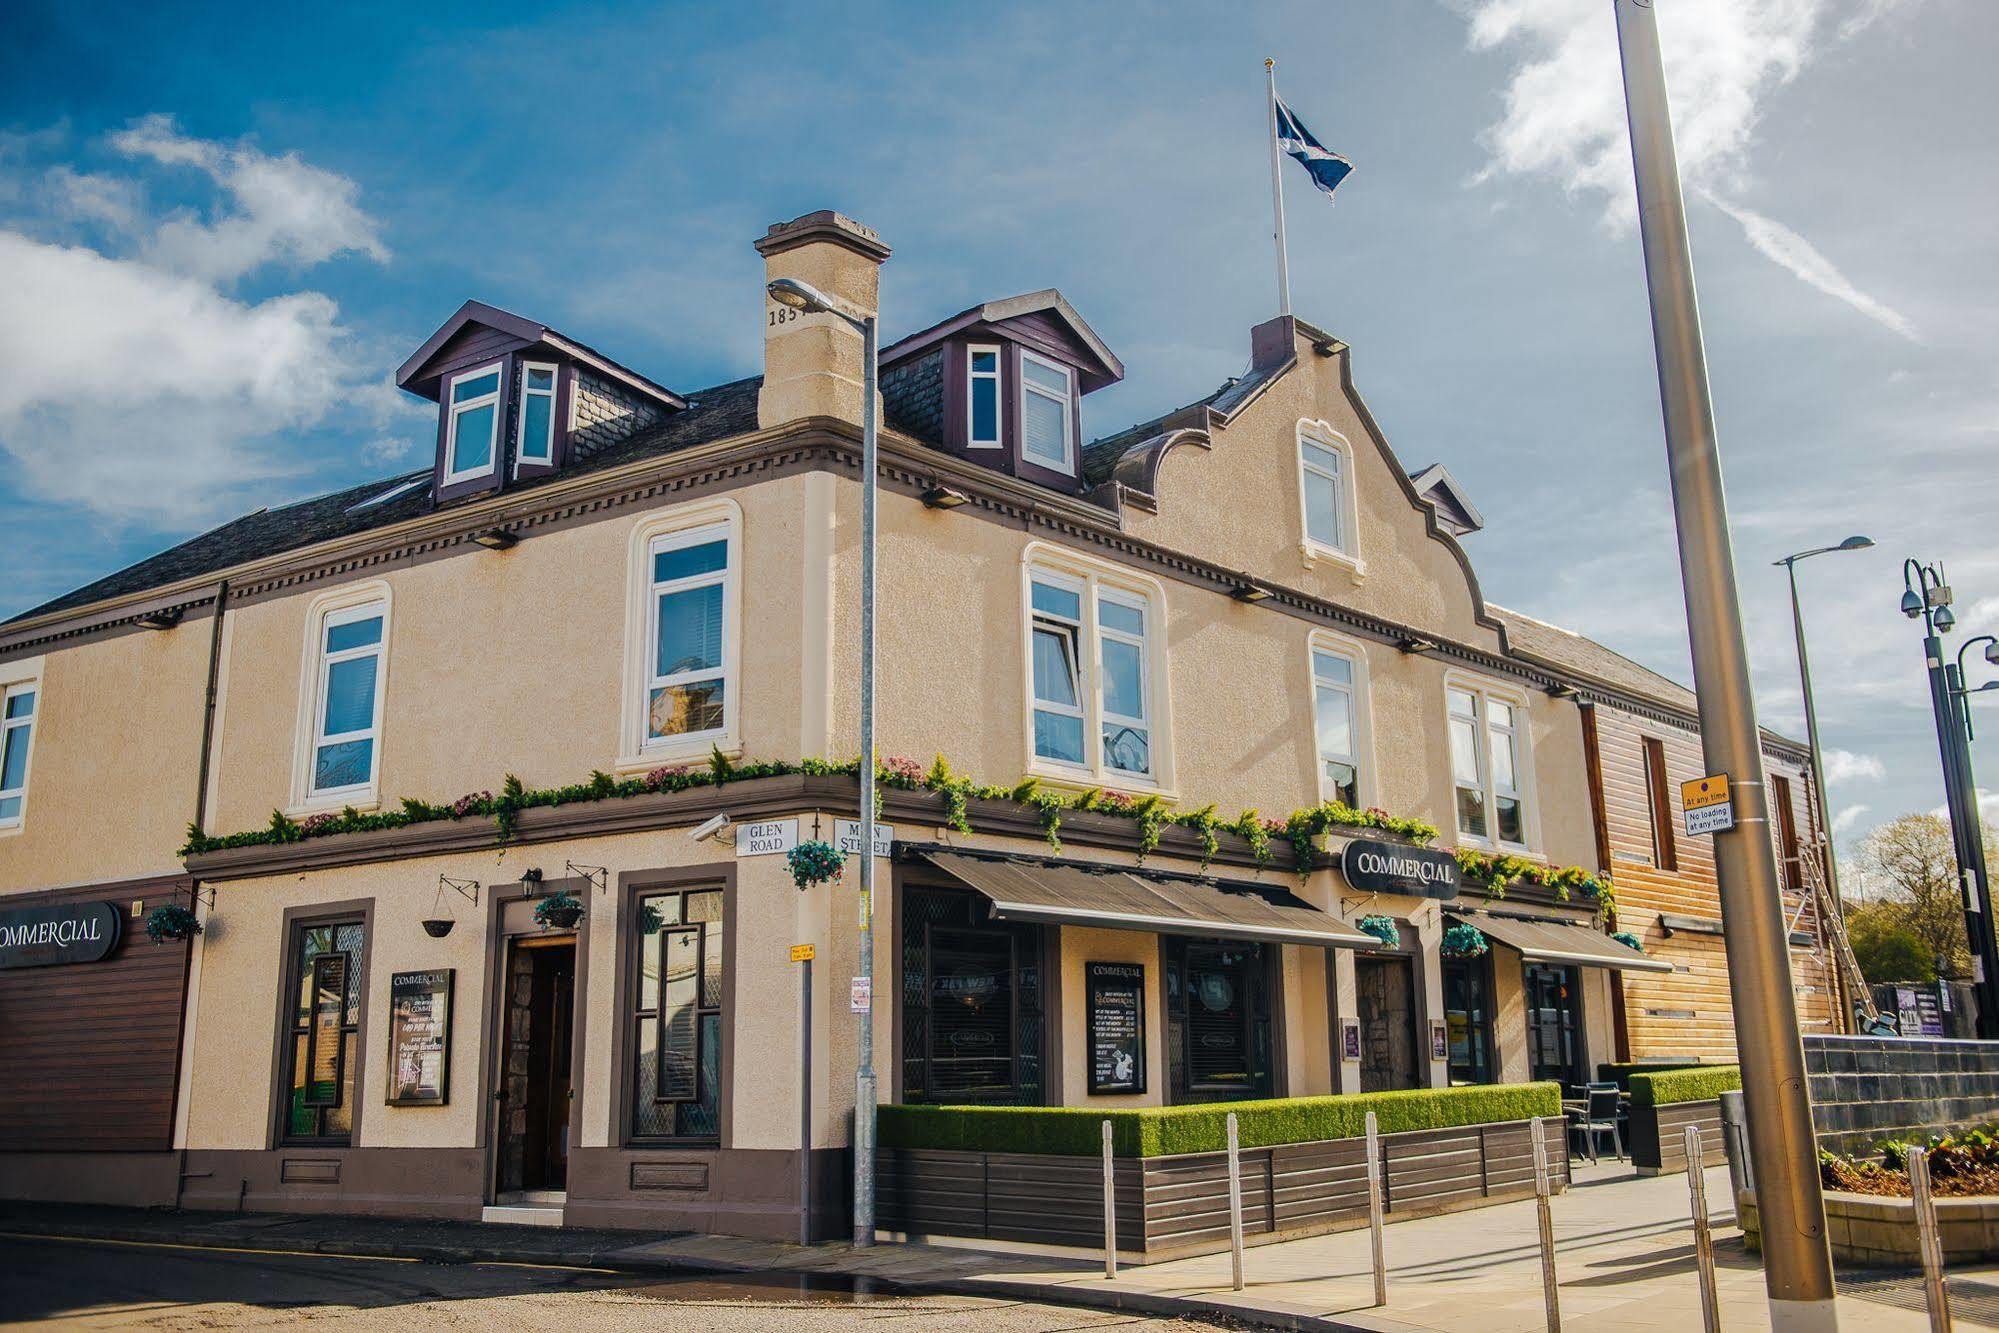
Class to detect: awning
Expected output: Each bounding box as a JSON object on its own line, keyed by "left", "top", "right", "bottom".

{"left": 918, "top": 849, "right": 1379, "bottom": 948}
{"left": 1450, "top": 909, "right": 1674, "bottom": 974}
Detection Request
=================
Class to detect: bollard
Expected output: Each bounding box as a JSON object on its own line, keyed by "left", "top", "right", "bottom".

{"left": 1226, "top": 1111, "right": 1246, "bottom": 1291}
{"left": 1910, "top": 1148, "right": 1952, "bottom": 1332}
{"left": 1532, "top": 1123, "right": 1562, "bottom": 1333}
{"left": 1101, "top": 1119, "right": 1118, "bottom": 1280}
{"left": 1684, "top": 1124, "right": 1720, "bottom": 1333}
{"left": 1365, "top": 1110, "right": 1387, "bottom": 1307}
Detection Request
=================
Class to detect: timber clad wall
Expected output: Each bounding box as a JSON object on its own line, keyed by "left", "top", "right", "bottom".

{"left": 1589, "top": 705, "right": 1839, "bottom": 1059}
{"left": 878, "top": 1118, "right": 1570, "bottom": 1259}
{"left": 0, "top": 883, "right": 192, "bottom": 1153}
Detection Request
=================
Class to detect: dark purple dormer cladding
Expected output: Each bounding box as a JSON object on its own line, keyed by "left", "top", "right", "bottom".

{"left": 879, "top": 290, "right": 1122, "bottom": 498}
{"left": 395, "top": 300, "right": 686, "bottom": 507}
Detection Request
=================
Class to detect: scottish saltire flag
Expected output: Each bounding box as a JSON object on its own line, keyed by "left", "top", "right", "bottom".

{"left": 1274, "top": 96, "right": 1354, "bottom": 202}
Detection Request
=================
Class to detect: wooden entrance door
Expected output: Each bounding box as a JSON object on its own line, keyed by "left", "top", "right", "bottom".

{"left": 1355, "top": 956, "right": 1420, "bottom": 1091}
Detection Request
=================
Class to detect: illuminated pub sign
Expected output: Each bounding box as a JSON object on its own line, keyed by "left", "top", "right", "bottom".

{"left": 0, "top": 901, "right": 122, "bottom": 970}
{"left": 1341, "top": 839, "right": 1461, "bottom": 901}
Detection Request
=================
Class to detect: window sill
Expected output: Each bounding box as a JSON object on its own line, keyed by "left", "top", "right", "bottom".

{"left": 286, "top": 792, "right": 381, "bottom": 820}
{"left": 616, "top": 738, "right": 742, "bottom": 777}
{"left": 1456, "top": 837, "right": 1544, "bottom": 862}
{"left": 1299, "top": 541, "right": 1366, "bottom": 586}
{"left": 1025, "top": 761, "right": 1178, "bottom": 805}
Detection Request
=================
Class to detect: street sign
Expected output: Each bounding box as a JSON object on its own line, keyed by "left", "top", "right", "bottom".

{"left": 1681, "top": 774, "right": 1735, "bottom": 836}
{"left": 834, "top": 819, "right": 894, "bottom": 858}
{"left": 790, "top": 943, "right": 815, "bottom": 963}
{"left": 850, "top": 975, "right": 872, "bottom": 1013}
{"left": 737, "top": 818, "right": 799, "bottom": 857}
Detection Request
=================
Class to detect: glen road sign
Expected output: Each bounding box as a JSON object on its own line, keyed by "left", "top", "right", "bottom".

{"left": 1681, "top": 774, "right": 1735, "bottom": 836}
{"left": 790, "top": 943, "right": 815, "bottom": 963}
{"left": 737, "top": 818, "right": 799, "bottom": 857}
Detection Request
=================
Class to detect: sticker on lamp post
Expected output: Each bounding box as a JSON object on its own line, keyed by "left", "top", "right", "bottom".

{"left": 850, "top": 975, "right": 872, "bottom": 1013}
{"left": 1681, "top": 775, "right": 1735, "bottom": 836}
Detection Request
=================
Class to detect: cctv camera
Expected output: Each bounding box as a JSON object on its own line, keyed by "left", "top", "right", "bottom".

{"left": 689, "top": 813, "right": 732, "bottom": 843}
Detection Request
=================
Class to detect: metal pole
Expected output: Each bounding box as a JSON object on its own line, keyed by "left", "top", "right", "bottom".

{"left": 1785, "top": 561, "right": 1847, "bottom": 919}
{"left": 1612, "top": 4, "right": 1838, "bottom": 1325}
{"left": 1226, "top": 1111, "right": 1245, "bottom": 1292}
{"left": 1102, "top": 1120, "right": 1118, "bottom": 1280}
{"left": 1910, "top": 1147, "right": 1952, "bottom": 1332}
{"left": 800, "top": 956, "right": 813, "bottom": 1247}
{"left": 1365, "top": 1110, "right": 1386, "bottom": 1307}
{"left": 852, "top": 312, "right": 879, "bottom": 1249}
{"left": 1685, "top": 1125, "right": 1721, "bottom": 1333}
{"left": 1943, "top": 658, "right": 1999, "bottom": 1036}
{"left": 1532, "top": 1125, "right": 1561, "bottom": 1333}
{"left": 1265, "top": 59, "right": 1292, "bottom": 318}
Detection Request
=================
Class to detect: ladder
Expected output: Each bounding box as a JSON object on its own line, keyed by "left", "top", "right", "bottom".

{"left": 1795, "top": 835, "right": 1878, "bottom": 1027}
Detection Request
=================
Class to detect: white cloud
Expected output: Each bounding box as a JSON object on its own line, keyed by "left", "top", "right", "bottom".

{"left": 1460, "top": 0, "right": 1919, "bottom": 335}
{"left": 0, "top": 119, "right": 399, "bottom": 525}
{"left": 1822, "top": 748, "right": 1886, "bottom": 786}
{"left": 107, "top": 114, "right": 388, "bottom": 284}
{"left": 1831, "top": 803, "right": 1870, "bottom": 838}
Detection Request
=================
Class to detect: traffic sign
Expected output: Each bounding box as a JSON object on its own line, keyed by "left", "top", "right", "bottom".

{"left": 1681, "top": 774, "right": 1735, "bottom": 836}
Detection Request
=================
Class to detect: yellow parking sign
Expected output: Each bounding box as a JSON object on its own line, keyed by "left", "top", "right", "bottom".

{"left": 1681, "top": 774, "right": 1735, "bottom": 836}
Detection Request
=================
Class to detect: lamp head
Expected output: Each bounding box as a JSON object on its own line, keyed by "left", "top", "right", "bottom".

{"left": 1902, "top": 589, "right": 1924, "bottom": 619}
{"left": 1986, "top": 641, "right": 1999, "bottom": 666}
{"left": 1936, "top": 603, "right": 1957, "bottom": 633}
{"left": 1839, "top": 535, "right": 1874, "bottom": 552}
{"left": 766, "top": 277, "right": 833, "bottom": 313}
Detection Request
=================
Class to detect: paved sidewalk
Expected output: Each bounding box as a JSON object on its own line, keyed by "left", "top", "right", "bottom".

{"left": 0, "top": 1164, "right": 1980, "bottom": 1331}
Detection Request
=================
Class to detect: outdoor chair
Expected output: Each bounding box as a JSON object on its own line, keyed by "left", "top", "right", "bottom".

{"left": 1568, "top": 1084, "right": 1624, "bottom": 1163}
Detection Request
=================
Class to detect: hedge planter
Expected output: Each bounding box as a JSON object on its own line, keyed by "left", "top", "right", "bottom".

{"left": 876, "top": 1085, "right": 1568, "bottom": 1261}
{"left": 1627, "top": 1066, "right": 1738, "bottom": 1175}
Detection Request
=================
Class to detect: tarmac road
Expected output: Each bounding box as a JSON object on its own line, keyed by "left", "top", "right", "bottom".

{"left": 0, "top": 1235, "right": 1229, "bottom": 1331}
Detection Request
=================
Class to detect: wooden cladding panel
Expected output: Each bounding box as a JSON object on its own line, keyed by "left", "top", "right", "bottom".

{"left": 0, "top": 885, "right": 191, "bottom": 1153}
{"left": 1590, "top": 706, "right": 1839, "bottom": 1058}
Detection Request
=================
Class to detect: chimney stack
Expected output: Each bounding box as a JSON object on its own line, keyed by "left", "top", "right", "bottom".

{"left": 754, "top": 210, "right": 891, "bottom": 430}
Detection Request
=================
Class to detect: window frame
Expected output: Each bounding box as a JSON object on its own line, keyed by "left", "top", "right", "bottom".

{"left": 274, "top": 910, "right": 370, "bottom": 1148}
{"left": 1020, "top": 544, "right": 1172, "bottom": 791}
{"left": 442, "top": 361, "right": 505, "bottom": 486}
{"left": 966, "top": 343, "right": 1003, "bottom": 450}
{"left": 1017, "top": 350, "right": 1076, "bottom": 474}
{"left": 0, "top": 678, "right": 39, "bottom": 832}
{"left": 1643, "top": 737, "right": 1678, "bottom": 871}
{"left": 290, "top": 584, "right": 392, "bottom": 814}
{"left": 1095, "top": 586, "right": 1153, "bottom": 780}
{"left": 1295, "top": 421, "right": 1363, "bottom": 571}
{"left": 622, "top": 882, "right": 728, "bottom": 1146}
{"left": 1028, "top": 569, "right": 1088, "bottom": 774}
{"left": 1443, "top": 673, "right": 1537, "bottom": 853}
{"left": 620, "top": 500, "right": 743, "bottom": 770}
{"left": 1308, "top": 632, "right": 1372, "bottom": 809}
{"left": 515, "top": 360, "right": 559, "bottom": 470}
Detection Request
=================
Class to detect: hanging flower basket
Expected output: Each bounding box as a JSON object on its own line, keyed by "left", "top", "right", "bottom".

{"left": 145, "top": 903, "right": 202, "bottom": 944}
{"left": 787, "top": 840, "right": 845, "bottom": 892}
{"left": 1612, "top": 930, "right": 1646, "bottom": 954}
{"left": 1357, "top": 914, "right": 1400, "bottom": 949}
{"left": 1441, "top": 922, "right": 1489, "bottom": 958}
{"left": 421, "top": 918, "right": 455, "bottom": 938}
{"left": 534, "top": 890, "right": 584, "bottom": 930}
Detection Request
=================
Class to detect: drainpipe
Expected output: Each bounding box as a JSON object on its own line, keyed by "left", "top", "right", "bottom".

{"left": 173, "top": 578, "right": 228, "bottom": 1210}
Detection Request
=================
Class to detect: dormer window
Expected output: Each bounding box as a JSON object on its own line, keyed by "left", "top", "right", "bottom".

{"left": 1020, "top": 352, "right": 1075, "bottom": 473}
{"left": 967, "top": 345, "right": 1002, "bottom": 448}
{"left": 444, "top": 364, "right": 503, "bottom": 484}
{"left": 517, "top": 362, "right": 558, "bottom": 468}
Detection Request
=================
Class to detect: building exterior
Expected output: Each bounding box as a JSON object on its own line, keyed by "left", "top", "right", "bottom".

{"left": 0, "top": 209, "right": 1837, "bottom": 1238}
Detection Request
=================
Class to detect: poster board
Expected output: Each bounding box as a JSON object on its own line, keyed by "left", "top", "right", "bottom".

{"left": 1086, "top": 962, "right": 1146, "bottom": 1095}
{"left": 386, "top": 969, "right": 454, "bottom": 1106}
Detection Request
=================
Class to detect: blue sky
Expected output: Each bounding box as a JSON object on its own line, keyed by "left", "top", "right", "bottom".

{"left": 2, "top": 0, "right": 1994, "bottom": 860}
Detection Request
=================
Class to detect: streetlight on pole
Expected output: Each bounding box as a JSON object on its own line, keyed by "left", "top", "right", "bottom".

{"left": 1613, "top": 3, "right": 1837, "bottom": 1324}
{"left": 767, "top": 275, "right": 881, "bottom": 1249}
{"left": 1902, "top": 560, "right": 1999, "bottom": 1038}
{"left": 1775, "top": 536, "right": 1872, "bottom": 916}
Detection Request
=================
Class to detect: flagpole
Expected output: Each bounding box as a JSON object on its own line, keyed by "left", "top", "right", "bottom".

{"left": 1266, "top": 57, "right": 1292, "bottom": 318}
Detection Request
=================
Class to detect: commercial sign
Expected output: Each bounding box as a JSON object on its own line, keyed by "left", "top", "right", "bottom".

{"left": 1681, "top": 774, "right": 1735, "bottom": 836}
{"left": 385, "top": 970, "right": 453, "bottom": 1107}
{"left": 833, "top": 819, "right": 894, "bottom": 858}
{"left": 1341, "top": 840, "right": 1460, "bottom": 901}
{"left": 0, "top": 901, "right": 122, "bottom": 970}
{"left": 737, "top": 818, "right": 799, "bottom": 857}
{"left": 1085, "top": 962, "right": 1146, "bottom": 1095}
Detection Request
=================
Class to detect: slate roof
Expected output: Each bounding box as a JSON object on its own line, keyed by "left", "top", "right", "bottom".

{"left": 1079, "top": 379, "right": 1242, "bottom": 488}
{"left": 11, "top": 375, "right": 763, "bottom": 624}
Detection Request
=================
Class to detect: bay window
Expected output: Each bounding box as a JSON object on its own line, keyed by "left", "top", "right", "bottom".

{"left": 1448, "top": 680, "right": 1532, "bottom": 849}
{"left": 444, "top": 363, "right": 503, "bottom": 484}
{"left": 1026, "top": 554, "right": 1165, "bottom": 786}
{"left": 1019, "top": 352, "right": 1075, "bottom": 473}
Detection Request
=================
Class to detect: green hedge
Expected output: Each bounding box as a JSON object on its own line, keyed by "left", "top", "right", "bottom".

{"left": 878, "top": 1083, "right": 1562, "bottom": 1159}
{"left": 1597, "top": 1060, "right": 1705, "bottom": 1091}
{"left": 1630, "top": 1065, "right": 1741, "bottom": 1109}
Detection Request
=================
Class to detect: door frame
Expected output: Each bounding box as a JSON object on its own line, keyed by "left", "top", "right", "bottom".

{"left": 1521, "top": 961, "right": 1587, "bottom": 1089}
{"left": 479, "top": 876, "right": 592, "bottom": 1203}
{"left": 1353, "top": 952, "right": 1423, "bottom": 1092}
{"left": 1440, "top": 950, "right": 1497, "bottom": 1086}
{"left": 1336, "top": 912, "right": 1434, "bottom": 1091}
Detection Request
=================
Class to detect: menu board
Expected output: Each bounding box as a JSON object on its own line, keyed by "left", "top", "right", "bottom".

{"left": 386, "top": 969, "right": 454, "bottom": 1106}
{"left": 304, "top": 953, "right": 348, "bottom": 1107}
{"left": 1895, "top": 985, "right": 1945, "bottom": 1037}
{"left": 1087, "top": 962, "right": 1145, "bottom": 1095}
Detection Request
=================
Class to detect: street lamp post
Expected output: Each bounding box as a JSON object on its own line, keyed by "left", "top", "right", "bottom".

{"left": 1613, "top": 3, "right": 1837, "bottom": 1323}
{"left": 766, "top": 276, "right": 881, "bottom": 1249}
{"left": 1775, "top": 536, "right": 1872, "bottom": 925}
{"left": 1902, "top": 560, "right": 1999, "bottom": 1039}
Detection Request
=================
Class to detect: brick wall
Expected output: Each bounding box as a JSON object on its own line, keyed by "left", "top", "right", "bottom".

{"left": 570, "top": 372, "right": 664, "bottom": 460}
{"left": 1806, "top": 1034, "right": 1999, "bottom": 1153}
